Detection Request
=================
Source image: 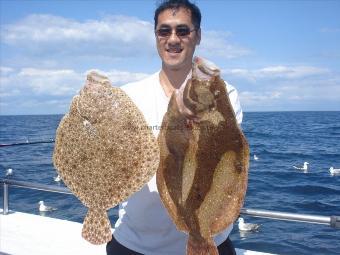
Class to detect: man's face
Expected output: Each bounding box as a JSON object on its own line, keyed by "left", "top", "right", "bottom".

{"left": 155, "top": 7, "right": 201, "bottom": 71}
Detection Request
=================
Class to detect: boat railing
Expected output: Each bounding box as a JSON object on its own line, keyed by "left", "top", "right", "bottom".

{"left": 1, "top": 139, "right": 339, "bottom": 228}
{"left": 0, "top": 139, "right": 55, "bottom": 147}
{"left": 1, "top": 178, "right": 72, "bottom": 215}
{"left": 1, "top": 178, "right": 339, "bottom": 229}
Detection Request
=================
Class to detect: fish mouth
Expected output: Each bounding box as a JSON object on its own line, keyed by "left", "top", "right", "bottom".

{"left": 193, "top": 56, "right": 220, "bottom": 80}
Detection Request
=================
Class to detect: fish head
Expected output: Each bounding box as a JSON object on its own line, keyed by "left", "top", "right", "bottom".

{"left": 73, "top": 71, "right": 117, "bottom": 123}
{"left": 82, "top": 71, "right": 112, "bottom": 95}
{"left": 176, "top": 56, "right": 225, "bottom": 120}
{"left": 193, "top": 56, "right": 220, "bottom": 78}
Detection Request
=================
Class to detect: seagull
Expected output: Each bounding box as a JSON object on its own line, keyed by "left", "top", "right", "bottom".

{"left": 5, "top": 168, "right": 13, "bottom": 176}
{"left": 54, "top": 174, "right": 61, "bottom": 182}
{"left": 293, "top": 162, "right": 309, "bottom": 172}
{"left": 329, "top": 167, "right": 340, "bottom": 176}
{"left": 254, "top": 154, "right": 259, "bottom": 161}
{"left": 38, "top": 201, "right": 57, "bottom": 212}
{"left": 238, "top": 217, "right": 260, "bottom": 232}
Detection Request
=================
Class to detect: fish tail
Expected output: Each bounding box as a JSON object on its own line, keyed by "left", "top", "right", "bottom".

{"left": 82, "top": 208, "right": 112, "bottom": 245}
{"left": 187, "top": 235, "right": 218, "bottom": 255}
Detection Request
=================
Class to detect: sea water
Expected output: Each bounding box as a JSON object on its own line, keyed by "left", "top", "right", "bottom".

{"left": 0, "top": 112, "right": 339, "bottom": 255}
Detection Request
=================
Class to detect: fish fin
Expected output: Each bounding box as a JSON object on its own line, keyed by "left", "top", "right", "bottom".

{"left": 187, "top": 235, "right": 218, "bottom": 255}
{"left": 82, "top": 208, "right": 112, "bottom": 245}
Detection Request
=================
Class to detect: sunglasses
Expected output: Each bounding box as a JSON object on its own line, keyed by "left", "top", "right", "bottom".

{"left": 155, "top": 25, "right": 196, "bottom": 38}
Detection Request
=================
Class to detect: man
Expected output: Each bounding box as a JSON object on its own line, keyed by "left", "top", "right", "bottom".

{"left": 106, "top": 0, "right": 242, "bottom": 254}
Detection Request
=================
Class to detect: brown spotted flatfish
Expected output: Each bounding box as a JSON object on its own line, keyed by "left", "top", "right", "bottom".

{"left": 157, "top": 57, "right": 249, "bottom": 255}
{"left": 53, "top": 71, "right": 159, "bottom": 245}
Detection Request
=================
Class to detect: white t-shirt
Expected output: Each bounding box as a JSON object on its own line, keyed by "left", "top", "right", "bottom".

{"left": 113, "top": 71, "right": 243, "bottom": 255}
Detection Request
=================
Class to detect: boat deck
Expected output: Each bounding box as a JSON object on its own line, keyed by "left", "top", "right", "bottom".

{"left": 0, "top": 210, "right": 275, "bottom": 255}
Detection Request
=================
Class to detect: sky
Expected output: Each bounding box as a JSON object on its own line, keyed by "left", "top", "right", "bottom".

{"left": 0, "top": 0, "right": 339, "bottom": 115}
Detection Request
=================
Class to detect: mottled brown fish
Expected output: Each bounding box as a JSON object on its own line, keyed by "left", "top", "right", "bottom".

{"left": 53, "top": 71, "right": 159, "bottom": 245}
{"left": 157, "top": 57, "right": 249, "bottom": 255}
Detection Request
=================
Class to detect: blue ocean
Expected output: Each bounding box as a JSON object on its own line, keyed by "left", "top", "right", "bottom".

{"left": 0, "top": 112, "right": 339, "bottom": 255}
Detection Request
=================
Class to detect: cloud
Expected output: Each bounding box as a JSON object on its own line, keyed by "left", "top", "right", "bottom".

{"left": 0, "top": 13, "right": 252, "bottom": 114}
{"left": 238, "top": 72, "right": 340, "bottom": 111}
{"left": 198, "top": 30, "right": 251, "bottom": 59}
{"left": 1, "top": 14, "right": 156, "bottom": 59}
{"left": 223, "top": 65, "right": 330, "bottom": 81}
{"left": 239, "top": 91, "right": 283, "bottom": 109}
{"left": 0, "top": 67, "right": 151, "bottom": 114}
{"left": 256, "top": 66, "right": 329, "bottom": 78}
{"left": 278, "top": 77, "right": 340, "bottom": 101}
{"left": 0, "top": 66, "right": 14, "bottom": 74}
{"left": 17, "top": 68, "right": 82, "bottom": 96}
{"left": 225, "top": 65, "right": 339, "bottom": 111}
{"left": 240, "top": 91, "right": 282, "bottom": 101}
{"left": 2, "top": 13, "right": 337, "bottom": 113}
{"left": 320, "top": 27, "right": 340, "bottom": 33}
{"left": 2, "top": 67, "right": 150, "bottom": 96}
{"left": 0, "top": 66, "right": 16, "bottom": 91}
{"left": 1, "top": 14, "right": 250, "bottom": 63}
{"left": 86, "top": 69, "right": 149, "bottom": 85}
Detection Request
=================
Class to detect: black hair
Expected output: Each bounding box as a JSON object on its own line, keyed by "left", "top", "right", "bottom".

{"left": 154, "top": 0, "right": 201, "bottom": 30}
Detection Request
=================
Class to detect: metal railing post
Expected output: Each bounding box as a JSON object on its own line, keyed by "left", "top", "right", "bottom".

{"left": 330, "top": 216, "right": 340, "bottom": 229}
{"left": 3, "top": 182, "right": 9, "bottom": 215}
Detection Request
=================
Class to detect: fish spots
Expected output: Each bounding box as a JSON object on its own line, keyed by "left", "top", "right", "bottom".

{"left": 157, "top": 57, "right": 249, "bottom": 253}
{"left": 80, "top": 154, "right": 88, "bottom": 162}
{"left": 53, "top": 71, "right": 160, "bottom": 244}
{"left": 234, "top": 161, "right": 243, "bottom": 173}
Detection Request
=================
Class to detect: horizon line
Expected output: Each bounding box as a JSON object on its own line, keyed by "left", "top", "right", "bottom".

{"left": 1, "top": 110, "right": 340, "bottom": 117}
